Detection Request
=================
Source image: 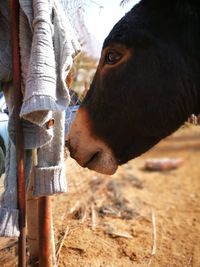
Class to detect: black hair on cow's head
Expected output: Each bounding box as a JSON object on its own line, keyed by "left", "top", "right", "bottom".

{"left": 68, "top": 0, "right": 200, "bottom": 174}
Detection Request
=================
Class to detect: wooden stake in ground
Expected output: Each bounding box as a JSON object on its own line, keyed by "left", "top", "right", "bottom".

{"left": 38, "top": 196, "right": 54, "bottom": 267}
{"left": 10, "top": 1, "right": 26, "bottom": 266}
{"left": 27, "top": 150, "right": 39, "bottom": 264}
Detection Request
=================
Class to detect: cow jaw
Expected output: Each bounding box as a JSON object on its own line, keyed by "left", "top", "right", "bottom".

{"left": 68, "top": 108, "right": 118, "bottom": 175}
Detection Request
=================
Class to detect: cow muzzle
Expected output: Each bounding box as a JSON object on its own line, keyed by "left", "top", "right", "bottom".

{"left": 68, "top": 108, "right": 118, "bottom": 175}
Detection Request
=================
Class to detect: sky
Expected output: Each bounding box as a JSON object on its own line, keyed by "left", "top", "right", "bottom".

{"left": 83, "top": 0, "right": 139, "bottom": 57}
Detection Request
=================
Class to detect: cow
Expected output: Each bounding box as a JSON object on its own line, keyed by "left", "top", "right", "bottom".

{"left": 68, "top": 0, "right": 200, "bottom": 175}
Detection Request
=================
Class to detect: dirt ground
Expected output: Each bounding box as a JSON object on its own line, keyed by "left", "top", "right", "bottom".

{"left": 0, "top": 124, "right": 200, "bottom": 266}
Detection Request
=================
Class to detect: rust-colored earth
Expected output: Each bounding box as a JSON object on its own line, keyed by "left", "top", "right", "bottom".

{"left": 0, "top": 124, "right": 200, "bottom": 266}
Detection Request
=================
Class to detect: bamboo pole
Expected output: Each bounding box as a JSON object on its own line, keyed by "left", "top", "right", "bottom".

{"left": 10, "top": 1, "right": 26, "bottom": 266}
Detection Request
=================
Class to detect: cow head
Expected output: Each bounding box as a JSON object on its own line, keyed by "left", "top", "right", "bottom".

{"left": 68, "top": 0, "right": 200, "bottom": 174}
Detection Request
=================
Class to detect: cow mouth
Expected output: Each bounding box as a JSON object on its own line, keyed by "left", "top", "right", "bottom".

{"left": 68, "top": 107, "right": 118, "bottom": 175}
{"left": 68, "top": 141, "right": 118, "bottom": 175}
{"left": 83, "top": 151, "right": 101, "bottom": 168}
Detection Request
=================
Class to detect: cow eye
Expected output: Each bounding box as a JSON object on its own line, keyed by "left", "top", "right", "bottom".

{"left": 105, "top": 50, "right": 122, "bottom": 65}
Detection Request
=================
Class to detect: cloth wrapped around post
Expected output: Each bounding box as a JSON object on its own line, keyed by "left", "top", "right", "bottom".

{"left": 0, "top": 0, "right": 80, "bottom": 237}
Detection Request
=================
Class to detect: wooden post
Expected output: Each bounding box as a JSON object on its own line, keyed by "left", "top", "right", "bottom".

{"left": 10, "top": 0, "right": 26, "bottom": 266}
{"left": 38, "top": 196, "right": 53, "bottom": 267}
{"left": 10, "top": 2, "right": 56, "bottom": 266}
{"left": 27, "top": 150, "right": 39, "bottom": 265}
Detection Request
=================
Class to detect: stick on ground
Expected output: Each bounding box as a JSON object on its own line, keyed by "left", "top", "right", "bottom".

{"left": 56, "top": 226, "right": 69, "bottom": 258}
{"left": 151, "top": 209, "right": 157, "bottom": 255}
